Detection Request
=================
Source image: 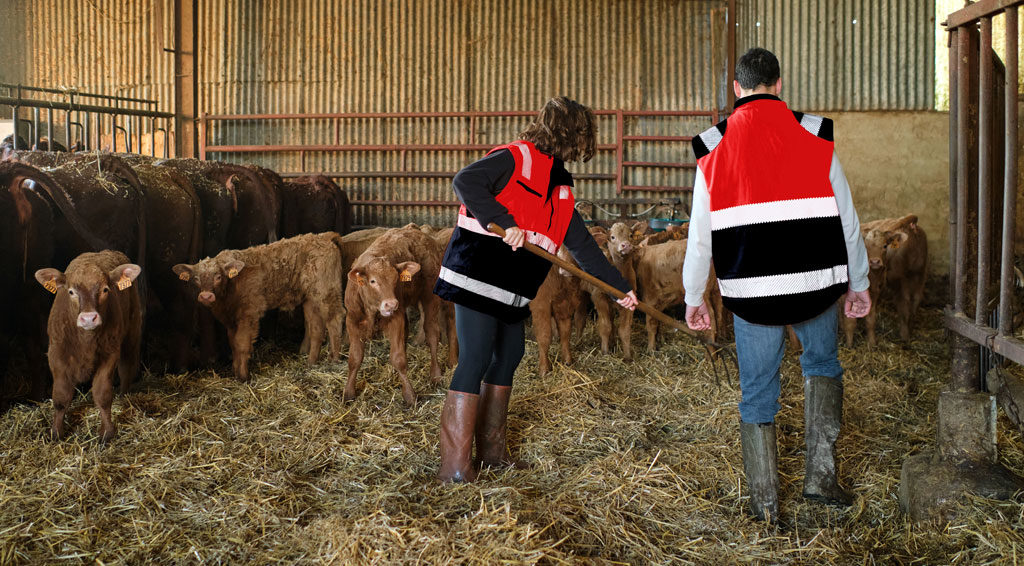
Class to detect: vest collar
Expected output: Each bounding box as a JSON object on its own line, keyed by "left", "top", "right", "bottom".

{"left": 733, "top": 93, "right": 781, "bottom": 110}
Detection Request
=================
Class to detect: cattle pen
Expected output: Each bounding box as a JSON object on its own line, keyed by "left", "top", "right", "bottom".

{"left": 1, "top": 0, "right": 1023, "bottom": 564}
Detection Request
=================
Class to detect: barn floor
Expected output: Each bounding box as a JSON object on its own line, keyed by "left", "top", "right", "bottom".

{"left": 0, "top": 303, "right": 1022, "bottom": 564}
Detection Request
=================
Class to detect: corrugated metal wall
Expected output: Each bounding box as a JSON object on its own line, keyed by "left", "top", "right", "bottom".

{"left": 1, "top": 0, "right": 938, "bottom": 226}
{"left": 737, "top": 0, "right": 936, "bottom": 111}
{"left": 198, "top": 0, "right": 728, "bottom": 226}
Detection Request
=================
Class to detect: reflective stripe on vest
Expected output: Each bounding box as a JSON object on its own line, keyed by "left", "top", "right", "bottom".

{"left": 456, "top": 207, "right": 560, "bottom": 255}
{"left": 438, "top": 266, "right": 532, "bottom": 307}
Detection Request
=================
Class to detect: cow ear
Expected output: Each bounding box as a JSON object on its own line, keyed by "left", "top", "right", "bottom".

{"left": 630, "top": 220, "right": 648, "bottom": 235}
{"left": 348, "top": 268, "right": 366, "bottom": 286}
{"left": 35, "top": 268, "right": 64, "bottom": 294}
{"left": 110, "top": 264, "right": 142, "bottom": 291}
{"left": 884, "top": 231, "right": 905, "bottom": 250}
{"left": 396, "top": 261, "right": 420, "bottom": 282}
{"left": 224, "top": 260, "right": 245, "bottom": 278}
{"left": 172, "top": 263, "right": 194, "bottom": 282}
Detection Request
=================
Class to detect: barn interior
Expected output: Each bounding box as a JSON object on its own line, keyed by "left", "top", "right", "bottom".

{"left": 0, "top": 0, "right": 1023, "bottom": 563}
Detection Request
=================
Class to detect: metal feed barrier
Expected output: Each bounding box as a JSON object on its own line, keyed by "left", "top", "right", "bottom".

{"left": 2, "top": 83, "right": 174, "bottom": 156}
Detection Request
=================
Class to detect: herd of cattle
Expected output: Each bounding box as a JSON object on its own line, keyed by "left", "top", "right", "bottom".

{"left": 0, "top": 137, "right": 929, "bottom": 442}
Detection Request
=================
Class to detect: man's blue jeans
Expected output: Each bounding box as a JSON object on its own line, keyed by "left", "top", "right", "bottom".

{"left": 733, "top": 304, "right": 843, "bottom": 424}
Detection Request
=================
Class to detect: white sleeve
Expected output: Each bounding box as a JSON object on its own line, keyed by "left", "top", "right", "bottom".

{"left": 831, "top": 151, "right": 869, "bottom": 292}
{"left": 683, "top": 166, "right": 714, "bottom": 306}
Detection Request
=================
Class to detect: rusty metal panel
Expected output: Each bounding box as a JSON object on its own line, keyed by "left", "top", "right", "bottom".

{"left": 737, "top": 0, "right": 936, "bottom": 111}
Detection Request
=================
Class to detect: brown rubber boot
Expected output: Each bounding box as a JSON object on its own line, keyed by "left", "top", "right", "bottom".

{"left": 802, "top": 376, "right": 853, "bottom": 506}
{"left": 476, "top": 383, "right": 527, "bottom": 468}
{"left": 437, "top": 390, "right": 479, "bottom": 483}
{"left": 740, "top": 421, "right": 780, "bottom": 523}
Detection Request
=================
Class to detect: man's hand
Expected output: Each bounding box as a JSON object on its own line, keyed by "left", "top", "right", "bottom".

{"left": 685, "top": 303, "right": 711, "bottom": 330}
{"left": 616, "top": 290, "right": 638, "bottom": 311}
{"left": 503, "top": 226, "right": 525, "bottom": 250}
{"left": 844, "top": 288, "right": 872, "bottom": 319}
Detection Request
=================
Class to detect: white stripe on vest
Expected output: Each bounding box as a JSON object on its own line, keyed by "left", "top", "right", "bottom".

{"left": 512, "top": 141, "right": 533, "bottom": 181}
{"left": 456, "top": 213, "right": 559, "bottom": 254}
{"left": 718, "top": 265, "right": 848, "bottom": 299}
{"left": 710, "top": 197, "right": 839, "bottom": 231}
{"left": 438, "top": 267, "right": 532, "bottom": 307}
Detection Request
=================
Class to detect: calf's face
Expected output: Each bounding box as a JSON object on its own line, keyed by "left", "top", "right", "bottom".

{"left": 173, "top": 257, "right": 245, "bottom": 306}
{"left": 35, "top": 263, "right": 141, "bottom": 330}
{"left": 348, "top": 258, "right": 420, "bottom": 317}
{"left": 608, "top": 223, "right": 635, "bottom": 256}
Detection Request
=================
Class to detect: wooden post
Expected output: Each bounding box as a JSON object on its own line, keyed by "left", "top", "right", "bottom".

{"left": 173, "top": 0, "right": 197, "bottom": 158}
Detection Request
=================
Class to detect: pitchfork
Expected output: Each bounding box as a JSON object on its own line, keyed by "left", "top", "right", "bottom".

{"left": 487, "top": 223, "right": 738, "bottom": 385}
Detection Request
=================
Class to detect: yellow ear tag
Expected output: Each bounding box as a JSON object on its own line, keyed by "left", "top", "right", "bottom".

{"left": 227, "top": 267, "right": 239, "bottom": 278}
{"left": 117, "top": 275, "right": 132, "bottom": 291}
{"left": 178, "top": 271, "right": 191, "bottom": 281}
{"left": 44, "top": 280, "right": 57, "bottom": 294}
{"left": 890, "top": 240, "right": 901, "bottom": 250}
{"left": 400, "top": 271, "right": 413, "bottom": 282}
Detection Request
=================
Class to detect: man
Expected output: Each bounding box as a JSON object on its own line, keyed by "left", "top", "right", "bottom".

{"left": 682, "top": 48, "right": 871, "bottom": 523}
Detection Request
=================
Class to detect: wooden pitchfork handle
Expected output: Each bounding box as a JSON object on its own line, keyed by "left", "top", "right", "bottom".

{"left": 486, "top": 223, "right": 738, "bottom": 381}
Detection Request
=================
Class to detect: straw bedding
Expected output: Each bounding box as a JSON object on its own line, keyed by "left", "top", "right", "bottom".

{"left": 0, "top": 302, "right": 1021, "bottom": 564}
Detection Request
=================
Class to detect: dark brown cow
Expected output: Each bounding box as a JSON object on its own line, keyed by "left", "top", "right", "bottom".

{"left": 131, "top": 162, "right": 204, "bottom": 369}
{"left": 41, "top": 154, "right": 147, "bottom": 270}
{"left": 344, "top": 226, "right": 445, "bottom": 407}
{"left": 281, "top": 175, "right": 352, "bottom": 237}
{"left": 173, "top": 232, "right": 346, "bottom": 382}
{"left": 0, "top": 162, "right": 60, "bottom": 402}
{"left": 529, "top": 245, "right": 581, "bottom": 376}
{"left": 246, "top": 164, "right": 286, "bottom": 239}
{"left": 35, "top": 251, "right": 142, "bottom": 442}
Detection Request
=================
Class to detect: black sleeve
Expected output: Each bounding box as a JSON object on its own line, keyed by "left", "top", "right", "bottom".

{"left": 562, "top": 211, "right": 632, "bottom": 294}
{"left": 452, "top": 150, "right": 516, "bottom": 230}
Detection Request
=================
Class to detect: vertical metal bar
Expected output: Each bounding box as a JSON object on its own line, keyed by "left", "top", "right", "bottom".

{"left": 83, "top": 112, "right": 91, "bottom": 151}
{"left": 10, "top": 106, "right": 18, "bottom": 149}
{"left": 96, "top": 112, "right": 103, "bottom": 151}
{"left": 164, "top": 118, "right": 170, "bottom": 159}
{"left": 198, "top": 112, "right": 207, "bottom": 160}
{"left": 948, "top": 28, "right": 959, "bottom": 307}
{"left": 954, "top": 26, "right": 970, "bottom": 314}
{"left": 999, "top": 7, "right": 1019, "bottom": 335}
{"left": 46, "top": 108, "right": 54, "bottom": 150}
{"left": 112, "top": 115, "right": 117, "bottom": 153}
{"left": 64, "top": 95, "right": 73, "bottom": 150}
{"left": 615, "top": 110, "right": 624, "bottom": 194}
{"left": 174, "top": 0, "right": 198, "bottom": 157}
{"left": 32, "top": 107, "right": 40, "bottom": 148}
{"left": 976, "top": 17, "right": 993, "bottom": 326}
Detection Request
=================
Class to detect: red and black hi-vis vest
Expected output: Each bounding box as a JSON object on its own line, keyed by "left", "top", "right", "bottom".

{"left": 692, "top": 94, "right": 847, "bottom": 326}
{"left": 434, "top": 140, "right": 576, "bottom": 323}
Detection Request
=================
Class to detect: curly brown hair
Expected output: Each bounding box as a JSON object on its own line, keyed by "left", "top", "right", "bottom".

{"left": 518, "top": 96, "right": 597, "bottom": 163}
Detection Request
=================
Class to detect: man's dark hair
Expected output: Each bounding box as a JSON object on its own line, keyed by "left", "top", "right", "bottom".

{"left": 735, "top": 48, "right": 780, "bottom": 90}
{"left": 519, "top": 96, "right": 596, "bottom": 163}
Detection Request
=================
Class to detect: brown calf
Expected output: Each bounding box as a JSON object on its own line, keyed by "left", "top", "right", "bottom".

{"left": 841, "top": 219, "right": 893, "bottom": 347}
{"left": 344, "top": 226, "right": 448, "bottom": 408}
{"left": 586, "top": 222, "right": 641, "bottom": 360}
{"left": 173, "top": 232, "right": 347, "bottom": 382}
{"left": 635, "top": 238, "right": 720, "bottom": 350}
{"left": 858, "top": 214, "right": 928, "bottom": 343}
{"left": 529, "top": 246, "right": 582, "bottom": 376}
{"left": 35, "top": 251, "right": 143, "bottom": 442}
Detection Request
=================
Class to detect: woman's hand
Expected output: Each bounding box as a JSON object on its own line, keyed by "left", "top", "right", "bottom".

{"left": 617, "top": 290, "right": 638, "bottom": 311}
{"left": 503, "top": 226, "right": 526, "bottom": 250}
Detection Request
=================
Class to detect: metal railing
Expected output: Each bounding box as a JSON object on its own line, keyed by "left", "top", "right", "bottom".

{"left": 1, "top": 83, "right": 174, "bottom": 156}
{"left": 942, "top": 2, "right": 1021, "bottom": 393}
{"left": 198, "top": 109, "right": 719, "bottom": 213}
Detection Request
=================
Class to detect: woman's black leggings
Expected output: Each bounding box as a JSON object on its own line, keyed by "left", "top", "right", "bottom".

{"left": 448, "top": 304, "right": 525, "bottom": 394}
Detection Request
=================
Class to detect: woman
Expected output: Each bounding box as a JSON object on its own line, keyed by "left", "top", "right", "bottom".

{"left": 433, "top": 96, "right": 638, "bottom": 482}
